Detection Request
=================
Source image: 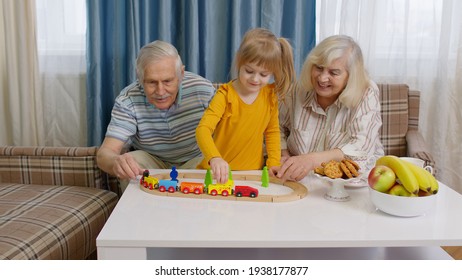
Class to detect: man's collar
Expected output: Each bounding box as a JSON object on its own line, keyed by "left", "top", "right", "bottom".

{"left": 175, "top": 82, "right": 183, "bottom": 105}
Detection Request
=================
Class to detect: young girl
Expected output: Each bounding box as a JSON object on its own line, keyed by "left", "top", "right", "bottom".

{"left": 196, "top": 28, "right": 295, "bottom": 183}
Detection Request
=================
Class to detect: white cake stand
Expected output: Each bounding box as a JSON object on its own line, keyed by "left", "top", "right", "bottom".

{"left": 314, "top": 173, "right": 364, "bottom": 202}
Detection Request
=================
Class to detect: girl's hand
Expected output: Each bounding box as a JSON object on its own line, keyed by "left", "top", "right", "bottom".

{"left": 209, "top": 157, "right": 229, "bottom": 184}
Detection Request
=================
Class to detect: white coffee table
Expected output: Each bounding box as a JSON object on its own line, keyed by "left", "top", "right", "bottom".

{"left": 97, "top": 170, "right": 462, "bottom": 259}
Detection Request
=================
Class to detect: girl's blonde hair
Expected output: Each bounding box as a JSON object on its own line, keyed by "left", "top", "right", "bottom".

{"left": 298, "top": 35, "right": 370, "bottom": 108}
{"left": 234, "top": 28, "right": 295, "bottom": 99}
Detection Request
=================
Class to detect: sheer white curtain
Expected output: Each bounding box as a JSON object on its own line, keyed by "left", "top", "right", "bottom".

{"left": 0, "top": 0, "right": 44, "bottom": 146}
{"left": 317, "top": 0, "right": 462, "bottom": 193}
{"left": 35, "top": 0, "right": 87, "bottom": 146}
{"left": 0, "top": 0, "right": 86, "bottom": 147}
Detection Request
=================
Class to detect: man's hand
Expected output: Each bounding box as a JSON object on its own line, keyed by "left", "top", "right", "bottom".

{"left": 97, "top": 137, "right": 144, "bottom": 180}
{"left": 112, "top": 153, "right": 144, "bottom": 180}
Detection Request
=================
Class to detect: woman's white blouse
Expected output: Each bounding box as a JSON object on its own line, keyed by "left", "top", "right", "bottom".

{"left": 279, "top": 81, "right": 384, "bottom": 170}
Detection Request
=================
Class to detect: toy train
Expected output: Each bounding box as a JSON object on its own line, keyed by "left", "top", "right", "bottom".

{"left": 140, "top": 170, "right": 259, "bottom": 198}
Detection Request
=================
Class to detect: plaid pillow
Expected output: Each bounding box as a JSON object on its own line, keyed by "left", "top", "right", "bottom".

{"left": 378, "top": 84, "right": 409, "bottom": 157}
{"left": 0, "top": 146, "right": 118, "bottom": 193}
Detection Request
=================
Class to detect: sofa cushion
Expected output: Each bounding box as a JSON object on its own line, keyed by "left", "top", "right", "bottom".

{"left": 0, "top": 183, "right": 118, "bottom": 259}
{"left": 378, "top": 84, "right": 409, "bottom": 157}
{"left": 408, "top": 89, "right": 420, "bottom": 130}
{"left": 0, "top": 146, "right": 118, "bottom": 194}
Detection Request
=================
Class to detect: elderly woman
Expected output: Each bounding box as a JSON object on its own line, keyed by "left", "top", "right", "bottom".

{"left": 277, "top": 35, "right": 384, "bottom": 181}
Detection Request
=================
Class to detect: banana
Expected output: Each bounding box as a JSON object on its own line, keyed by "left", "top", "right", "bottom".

{"left": 375, "top": 155, "right": 419, "bottom": 195}
{"left": 425, "top": 168, "right": 439, "bottom": 194}
{"left": 402, "top": 161, "right": 432, "bottom": 193}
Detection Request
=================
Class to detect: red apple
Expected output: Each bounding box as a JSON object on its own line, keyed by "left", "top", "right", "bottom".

{"left": 368, "top": 165, "right": 396, "bottom": 193}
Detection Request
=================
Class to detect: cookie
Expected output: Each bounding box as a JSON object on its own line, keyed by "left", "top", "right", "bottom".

{"left": 314, "top": 166, "right": 325, "bottom": 176}
{"left": 339, "top": 161, "right": 353, "bottom": 178}
{"left": 344, "top": 159, "right": 360, "bottom": 171}
{"left": 323, "top": 160, "right": 343, "bottom": 179}
{"left": 342, "top": 159, "right": 359, "bottom": 177}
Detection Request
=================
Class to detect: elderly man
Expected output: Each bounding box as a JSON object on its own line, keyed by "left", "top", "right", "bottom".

{"left": 97, "top": 40, "right": 215, "bottom": 192}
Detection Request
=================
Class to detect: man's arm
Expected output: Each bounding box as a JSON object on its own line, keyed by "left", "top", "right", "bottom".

{"left": 97, "top": 137, "right": 143, "bottom": 180}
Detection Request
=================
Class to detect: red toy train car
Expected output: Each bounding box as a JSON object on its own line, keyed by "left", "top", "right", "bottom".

{"left": 234, "top": 185, "right": 259, "bottom": 198}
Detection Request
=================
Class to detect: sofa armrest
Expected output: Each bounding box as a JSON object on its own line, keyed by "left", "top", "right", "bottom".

{"left": 405, "top": 130, "right": 436, "bottom": 174}
{"left": 0, "top": 146, "right": 118, "bottom": 193}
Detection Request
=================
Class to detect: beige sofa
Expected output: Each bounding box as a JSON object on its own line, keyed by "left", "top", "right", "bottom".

{"left": 0, "top": 146, "right": 119, "bottom": 259}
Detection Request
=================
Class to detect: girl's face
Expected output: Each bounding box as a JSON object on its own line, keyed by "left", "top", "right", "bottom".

{"left": 311, "top": 56, "right": 349, "bottom": 101}
{"left": 237, "top": 63, "right": 273, "bottom": 95}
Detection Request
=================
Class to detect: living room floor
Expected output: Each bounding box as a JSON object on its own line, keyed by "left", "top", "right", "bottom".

{"left": 442, "top": 246, "right": 462, "bottom": 259}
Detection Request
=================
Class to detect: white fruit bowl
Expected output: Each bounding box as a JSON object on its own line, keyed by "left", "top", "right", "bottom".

{"left": 369, "top": 187, "right": 437, "bottom": 217}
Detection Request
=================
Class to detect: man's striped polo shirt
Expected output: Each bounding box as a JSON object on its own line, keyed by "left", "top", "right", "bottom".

{"left": 106, "top": 71, "right": 215, "bottom": 165}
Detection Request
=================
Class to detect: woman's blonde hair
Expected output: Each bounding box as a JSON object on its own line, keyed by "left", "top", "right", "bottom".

{"left": 298, "top": 35, "right": 370, "bottom": 108}
{"left": 234, "top": 28, "right": 296, "bottom": 99}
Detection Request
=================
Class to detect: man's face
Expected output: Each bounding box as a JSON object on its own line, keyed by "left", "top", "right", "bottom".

{"left": 142, "top": 57, "right": 184, "bottom": 110}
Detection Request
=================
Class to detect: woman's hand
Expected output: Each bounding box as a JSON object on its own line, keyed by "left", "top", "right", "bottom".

{"left": 268, "top": 166, "right": 280, "bottom": 177}
{"left": 209, "top": 157, "right": 229, "bottom": 184}
{"left": 277, "top": 154, "right": 314, "bottom": 181}
{"left": 280, "top": 149, "right": 291, "bottom": 165}
{"left": 277, "top": 149, "right": 344, "bottom": 181}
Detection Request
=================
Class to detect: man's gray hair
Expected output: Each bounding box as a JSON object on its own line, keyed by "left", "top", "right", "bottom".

{"left": 136, "top": 40, "right": 183, "bottom": 82}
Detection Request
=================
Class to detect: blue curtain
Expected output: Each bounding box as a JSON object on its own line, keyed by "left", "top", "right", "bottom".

{"left": 86, "top": 0, "right": 315, "bottom": 146}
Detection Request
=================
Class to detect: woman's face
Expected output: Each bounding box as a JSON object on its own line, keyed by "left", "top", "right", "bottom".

{"left": 311, "top": 56, "right": 349, "bottom": 101}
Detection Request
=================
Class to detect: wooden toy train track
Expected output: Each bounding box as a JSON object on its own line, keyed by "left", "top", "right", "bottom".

{"left": 140, "top": 172, "right": 308, "bottom": 203}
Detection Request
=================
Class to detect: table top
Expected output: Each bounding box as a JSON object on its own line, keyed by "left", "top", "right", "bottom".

{"left": 97, "top": 169, "right": 462, "bottom": 249}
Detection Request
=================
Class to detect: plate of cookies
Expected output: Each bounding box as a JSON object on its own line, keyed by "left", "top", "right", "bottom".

{"left": 313, "top": 159, "right": 366, "bottom": 187}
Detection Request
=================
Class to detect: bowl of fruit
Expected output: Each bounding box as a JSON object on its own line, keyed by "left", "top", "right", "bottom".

{"left": 368, "top": 155, "right": 438, "bottom": 217}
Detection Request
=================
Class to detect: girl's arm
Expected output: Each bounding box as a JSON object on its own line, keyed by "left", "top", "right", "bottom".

{"left": 265, "top": 93, "right": 282, "bottom": 169}
{"left": 195, "top": 89, "right": 229, "bottom": 183}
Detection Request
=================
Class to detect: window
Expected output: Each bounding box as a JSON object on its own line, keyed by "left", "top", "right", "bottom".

{"left": 36, "top": 0, "right": 86, "bottom": 56}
